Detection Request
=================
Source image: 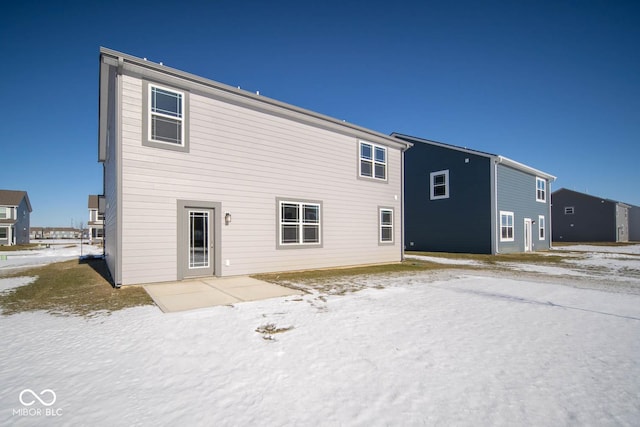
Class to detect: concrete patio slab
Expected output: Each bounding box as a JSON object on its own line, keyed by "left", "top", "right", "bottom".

{"left": 146, "top": 281, "right": 212, "bottom": 297}
{"left": 143, "top": 276, "right": 301, "bottom": 313}
{"left": 221, "top": 283, "right": 298, "bottom": 302}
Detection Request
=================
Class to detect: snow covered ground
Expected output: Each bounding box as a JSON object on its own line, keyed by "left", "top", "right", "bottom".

{"left": 1, "top": 245, "right": 639, "bottom": 426}
{"left": 552, "top": 244, "right": 640, "bottom": 255}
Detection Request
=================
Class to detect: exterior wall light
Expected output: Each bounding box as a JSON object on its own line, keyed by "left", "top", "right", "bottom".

{"left": 225, "top": 212, "right": 232, "bottom": 225}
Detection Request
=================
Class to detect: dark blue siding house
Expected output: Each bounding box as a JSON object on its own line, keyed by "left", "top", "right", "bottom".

{"left": 551, "top": 188, "right": 636, "bottom": 242}
{"left": 393, "top": 133, "right": 556, "bottom": 254}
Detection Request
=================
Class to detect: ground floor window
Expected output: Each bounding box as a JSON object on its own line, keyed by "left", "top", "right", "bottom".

{"left": 538, "top": 215, "right": 545, "bottom": 240}
{"left": 0, "top": 227, "right": 7, "bottom": 240}
{"left": 277, "top": 199, "right": 322, "bottom": 247}
{"left": 379, "top": 208, "right": 394, "bottom": 244}
{"left": 500, "top": 211, "right": 514, "bottom": 242}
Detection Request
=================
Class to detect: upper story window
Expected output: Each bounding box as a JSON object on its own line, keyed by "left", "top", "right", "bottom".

{"left": 500, "top": 211, "right": 514, "bottom": 242}
{"left": 0, "top": 207, "right": 7, "bottom": 219}
{"left": 536, "top": 177, "right": 546, "bottom": 202}
{"left": 379, "top": 208, "right": 394, "bottom": 244}
{"left": 359, "top": 141, "right": 387, "bottom": 181}
{"left": 89, "top": 209, "right": 104, "bottom": 222}
{"left": 564, "top": 206, "right": 574, "bottom": 215}
{"left": 430, "top": 170, "right": 449, "bottom": 200}
{"left": 150, "top": 85, "right": 184, "bottom": 145}
{"left": 277, "top": 199, "right": 322, "bottom": 248}
{"left": 143, "top": 81, "right": 190, "bottom": 152}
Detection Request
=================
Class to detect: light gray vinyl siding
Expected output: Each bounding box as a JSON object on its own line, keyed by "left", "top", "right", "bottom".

{"left": 496, "top": 164, "right": 551, "bottom": 253}
{"left": 615, "top": 204, "right": 629, "bottom": 242}
{"left": 117, "top": 74, "right": 403, "bottom": 285}
{"left": 103, "top": 66, "right": 119, "bottom": 283}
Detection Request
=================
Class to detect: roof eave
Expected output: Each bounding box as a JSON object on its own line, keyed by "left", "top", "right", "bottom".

{"left": 496, "top": 156, "right": 556, "bottom": 181}
{"left": 391, "top": 133, "right": 495, "bottom": 158}
{"left": 100, "top": 47, "right": 411, "bottom": 151}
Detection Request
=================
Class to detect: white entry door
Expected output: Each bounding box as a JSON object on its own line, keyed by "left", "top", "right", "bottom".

{"left": 524, "top": 218, "right": 533, "bottom": 252}
{"left": 184, "top": 208, "right": 215, "bottom": 277}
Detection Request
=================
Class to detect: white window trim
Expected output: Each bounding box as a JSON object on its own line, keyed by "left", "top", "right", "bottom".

{"left": 277, "top": 199, "right": 322, "bottom": 248}
{"left": 500, "top": 210, "right": 515, "bottom": 242}
{"left": 379, "top": 208, "right": 394, "bottom": 245}
{"left": 538, "top": 215, "right": 545, "bottom": 240}
{"left": 536, "top": 177, "right": 546, "bottom": 203}
{"left": 358, "top": 141, "right": 388, "bottom": 181}
{"left": 148, "top": 83, "right": 185, "bottom": 146}
{"left": 564, "top": 206, "right": 574, "bottom": 215}
{"left": 0, "top": 226, "right": 8, "bottom": 240}
{"left": 430, "top": 170, "right": 450, "bottom": 200}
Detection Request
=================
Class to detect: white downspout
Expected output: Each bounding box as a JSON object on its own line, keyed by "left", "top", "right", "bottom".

{"left": 494, "top": 157, "right": 504, "bottom": 254}
{"left": 400, "top": 145, "right": 407, "bottom": 261}
{"left": 548, "top": 179, "right": 553, "bottom": 249}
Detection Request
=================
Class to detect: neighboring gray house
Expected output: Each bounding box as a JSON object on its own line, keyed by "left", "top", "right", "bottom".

{"left": 392, "top": 134, "right": 556, "bottom": 254}
{"left": 88, "top": 195, "right": 104, "bottom": 244}
{"left": 98, "top": 48, "right": 411, "bottom": 286}
{"left": 0, "top": 190, "right": 32, "bottom": 246}
{"left": 551, "top": 188, "right": 637, "bottom": 242}
{"left": 630, "top": 205, "right": 640, "bottom": 242}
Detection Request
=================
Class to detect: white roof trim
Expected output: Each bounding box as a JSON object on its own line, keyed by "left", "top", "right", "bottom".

{"left": 497, "top": 156, "right": 556, "bottom": 181}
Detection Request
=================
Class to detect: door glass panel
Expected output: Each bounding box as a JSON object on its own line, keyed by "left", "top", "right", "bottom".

{"left": 189, "top": 210, "right": 209, "bottom": 268}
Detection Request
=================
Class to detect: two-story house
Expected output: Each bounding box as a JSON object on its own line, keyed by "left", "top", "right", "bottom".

{"left": 393, "top": 134, "right": 556, "bottom": 254}
{"left": 88, "top": 195, "right": 104, "bottom": 244}
{"left": 98, "top": 48, "right": 411, "bottom": 286}
{"left": 0, "top": 190, "right": 32, "bottom": 246}
{"left": 30, "top": 227, "right": 82, "bottom": 240}
{"left": 551, "top": 188, "right": 638, "bottom": 243}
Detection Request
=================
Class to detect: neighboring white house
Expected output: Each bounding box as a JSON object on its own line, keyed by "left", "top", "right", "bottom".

{"left": 98, "top": 48, "right": 411, "bottom": 286}
{"left": 0, "top": 189, "right": 32, "bottom": 246}
{"left": 88, "top": 194, "right": 104, "bottom": 244}
{"left": 30, "top": 227, "right": 82, "bottom": 240}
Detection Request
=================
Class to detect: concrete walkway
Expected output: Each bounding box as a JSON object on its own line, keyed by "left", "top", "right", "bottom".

{"left": 143, "top": 276, "right": 301, "bottom": 313}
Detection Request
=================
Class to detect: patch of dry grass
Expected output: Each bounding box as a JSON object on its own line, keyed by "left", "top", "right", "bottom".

{"left": 255, "top": 323, "right": 294, "bottom": 340}
{"left": 0, "top": 244, "right": 40, "bottom": 252}
{"left": 254, "top": 260, "right": 447, "bottom": 285}
{"left": 0, "top": 259, "right": 153, "bottom": 317}
{"left": 407, "top": 251, "right": 569, "bottom": 265}
{"left": 253, "top": 260, "right": 463, "bottom": 296}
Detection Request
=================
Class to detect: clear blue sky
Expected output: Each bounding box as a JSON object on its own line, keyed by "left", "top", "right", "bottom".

{"left": 1, "top": 0, "right": 638, "bottom": 226}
